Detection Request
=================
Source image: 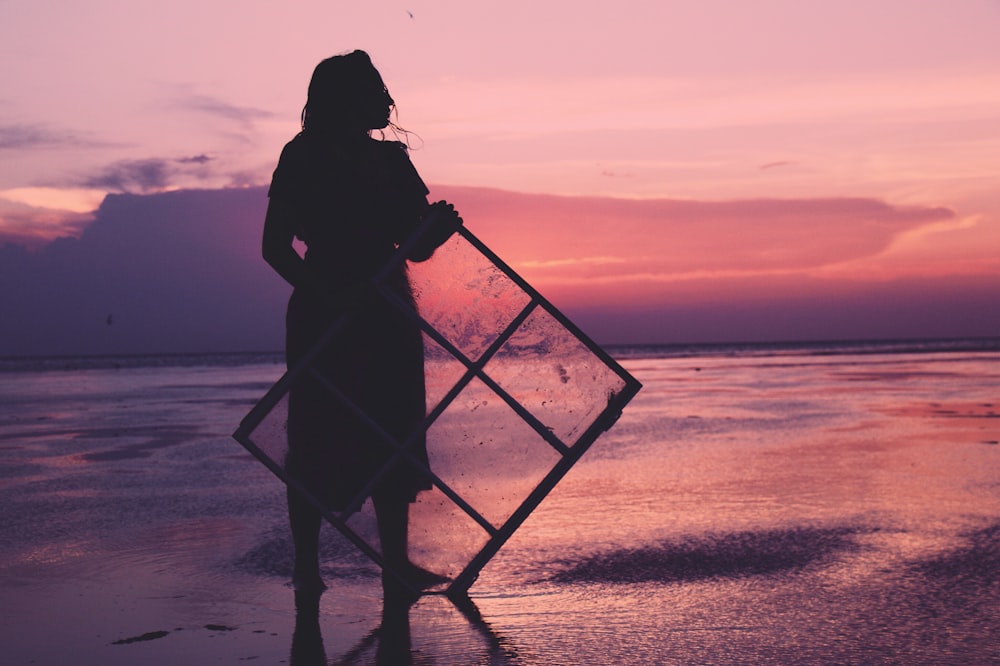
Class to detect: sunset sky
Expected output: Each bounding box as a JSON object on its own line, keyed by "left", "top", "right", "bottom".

{"left": 1, "top": 1, "right": 999, "bottom": 353}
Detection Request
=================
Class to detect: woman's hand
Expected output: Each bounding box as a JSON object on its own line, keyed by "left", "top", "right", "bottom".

{"left": 427, "top": 200, "right": 462, "bottom": 225}
{"left": 408, "top": 200, "right": 463, "bottom": 262}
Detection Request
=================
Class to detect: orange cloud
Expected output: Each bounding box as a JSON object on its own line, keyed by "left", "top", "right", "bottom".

{"left": 424, "top": 186, "right": 1000, "bottom": 344}
{"left": 0, "top": 197, "right": 94, "bottom": 249}
{"left": 433, "top": 185, "right": 964, "bottom": 302}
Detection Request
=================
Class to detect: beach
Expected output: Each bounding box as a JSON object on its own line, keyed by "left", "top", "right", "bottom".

{"left": 1, "top": 341, "right": 998, "bottom": 664}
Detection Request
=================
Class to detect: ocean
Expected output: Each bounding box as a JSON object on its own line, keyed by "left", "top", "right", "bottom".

{"left": 1, "top": 338, "right": 998, "bottom": 664}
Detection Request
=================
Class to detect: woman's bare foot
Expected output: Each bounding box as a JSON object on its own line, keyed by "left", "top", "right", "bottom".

{"left": 381, "top": 561, "right": 449, "bottom": 603}
{"left": 401, "top": 562, "right": 449, "bottom": 589}
{"left": 292, "top": 562, "right": 327, "bottom": 593}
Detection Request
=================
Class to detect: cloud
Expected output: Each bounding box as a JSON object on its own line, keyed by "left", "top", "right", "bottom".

{"left": 0, "top": 186, "right": 284, "bottom": 355}
{"left": 430, "top": 185, "right": 998, "bottom": 342}
{"left": 179, "top": 94, "right": 275, "bottom": 128}
{"left": 433, "top": 185, "right": 957, "bottom": 281}
{"left": 520, "top": 256, "right": 628, "bottom": 269}
{"left": 78, "top": 155, "right": 220, "bottom": 193}
{"left": 0, "top": 184, "right": 994, "bottom": 355}
{"left": 564, "top": 273, "right": 1000, "bottom": 345}
{"left": 0, "top": 124, "right": 100, "bottom": 151}
{"left": 176, "top": 154, "right": 213, "bottom": 165}
{"left": 80, "top": 158, "right": 174, "bottom": 193}
{"left": 0, "top": 199, "right": 93, "bottom": 248}
{"left": 759, "top": 161, "right": 795, "bottom": 171}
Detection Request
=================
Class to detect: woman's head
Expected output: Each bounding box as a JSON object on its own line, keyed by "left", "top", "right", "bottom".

{"left": 301, "top": 50, "right": 395, "bottom": 135}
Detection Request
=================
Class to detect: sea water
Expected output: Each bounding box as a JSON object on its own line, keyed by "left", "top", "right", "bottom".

{"left": 0, "top": 339, "right": 998, "bottom": 664}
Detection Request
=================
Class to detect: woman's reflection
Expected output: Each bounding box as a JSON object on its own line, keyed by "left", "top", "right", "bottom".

{"left": 291, "top": 591, "right": 520, "bottom": 666}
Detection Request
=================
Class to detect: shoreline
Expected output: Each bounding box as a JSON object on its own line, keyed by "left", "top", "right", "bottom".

{"left": 1, "top": 335, "right": 998, "bottom": 372}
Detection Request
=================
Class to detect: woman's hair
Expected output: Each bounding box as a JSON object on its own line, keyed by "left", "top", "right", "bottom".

{"left": 300, "top": 50, "right": 414, "bottom": 143}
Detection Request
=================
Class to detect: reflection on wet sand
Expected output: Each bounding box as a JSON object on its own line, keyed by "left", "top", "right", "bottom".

{"left": 1, "top": 350, "right": 997, "bottom": 663}
{"left": 292, "top": 592, "right": 522, "bottom": 666}
{"left": 291, "top": 591, "right": 326, "bottom": 665}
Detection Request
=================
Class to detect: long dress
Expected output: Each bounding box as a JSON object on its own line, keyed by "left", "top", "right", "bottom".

{"left": 268, "top": 133, "right": 433, "bottom": 511}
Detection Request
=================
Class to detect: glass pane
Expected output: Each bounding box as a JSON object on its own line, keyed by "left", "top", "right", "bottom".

{"left": 487, "top": 306, "right": 628, "bottom": 446}
{"left": 423, "top": 334, "right": 471, "bottom": 417}
{"left": 407, "top": 232, "right": 531, "bottom": 363}
{"left": 243, "top": 391, "right": 289, "bottom": 470}
{"left": 407, "top": 486, "right": 492, "bottom": 580}
{"left": 424, "top": 376, "right": 563, "bottom": 530}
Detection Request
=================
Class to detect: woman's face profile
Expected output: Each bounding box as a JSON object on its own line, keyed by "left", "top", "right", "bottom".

{"left": 354, "top": 69, "right": 394, "bottom": 131}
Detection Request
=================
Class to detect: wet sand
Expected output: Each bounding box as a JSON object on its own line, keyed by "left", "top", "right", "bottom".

{"left": 1, "top": 350, "right": 998, "bottom": 664}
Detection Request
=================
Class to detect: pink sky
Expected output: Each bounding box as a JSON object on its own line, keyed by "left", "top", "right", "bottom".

{"left": 1, "top": 1, "right": 998, "bottom": 347}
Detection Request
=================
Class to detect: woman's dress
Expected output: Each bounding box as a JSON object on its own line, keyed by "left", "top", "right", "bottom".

{"left": 268, "top": 134, "right": 433, "bottom": 511}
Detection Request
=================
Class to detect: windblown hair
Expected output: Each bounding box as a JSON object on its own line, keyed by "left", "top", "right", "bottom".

{"left": 300, "top": 50, "right": 415, "bottom": 144}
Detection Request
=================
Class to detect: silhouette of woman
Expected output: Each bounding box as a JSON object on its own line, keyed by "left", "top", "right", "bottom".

{"left": 262, "top": 50, "right": 460, "bottom": 595}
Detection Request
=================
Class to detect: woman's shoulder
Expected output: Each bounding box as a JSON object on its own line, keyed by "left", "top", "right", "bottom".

{"left": 370, "top": 139, "right": 427, "bottom": 197}
{"left": 368, "top": 138, "right": 410, "bottom": 157}
{"left": 268, "top": 134, "right": 311, "bottom": 197}
{"left": 278, "top": 133, "right": 310, "bottom": 161}
{"left": 370, "top": 139, "right": 418, "bottom": 176}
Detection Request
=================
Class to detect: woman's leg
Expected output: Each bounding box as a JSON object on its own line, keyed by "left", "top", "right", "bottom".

{"left": 372, "top": 494, "right": 449, "bottom": 596}
{"left": 288, "top": 486, "right": 325, "bottom": 590}
{"left": 372, "top": 494, "right": 409, "bottom": 569}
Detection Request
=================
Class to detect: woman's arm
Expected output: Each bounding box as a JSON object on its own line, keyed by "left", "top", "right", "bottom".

{"left": 262, "top": 197, "right": 307, "bottom": 289}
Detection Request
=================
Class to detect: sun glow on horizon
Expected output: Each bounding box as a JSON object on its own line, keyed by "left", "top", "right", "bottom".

{"left": 1, "top": 188, "right": 106, "bottom": 214}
